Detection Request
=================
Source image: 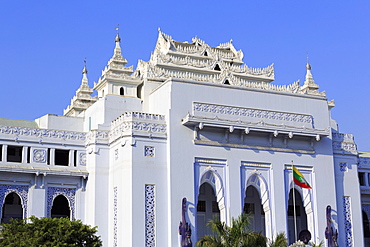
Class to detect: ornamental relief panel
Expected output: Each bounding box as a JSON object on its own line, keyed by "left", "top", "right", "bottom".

{"left": 343, "top": 196, "right": 353, "bottom": 247}
{"left": 145, "top": 184, "right": 155, "bottom": 247}
{"left": 33, "top": 149, "right": 47, "bottom": 163}
{"left": 79, "top": 152, "right": 86, "bottom": 166}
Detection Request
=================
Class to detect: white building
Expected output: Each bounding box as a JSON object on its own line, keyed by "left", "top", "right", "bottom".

{"left": 0, "top": 30, "right": 367, "bottom": 246}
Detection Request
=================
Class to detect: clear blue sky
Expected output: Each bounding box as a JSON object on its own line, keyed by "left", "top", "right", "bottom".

{"left": 0, "top": 1, "right": 369, "bottom": 150}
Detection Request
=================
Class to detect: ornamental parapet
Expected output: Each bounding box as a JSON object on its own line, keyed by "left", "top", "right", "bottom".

{"left": 332, "top": 132, "right": 357, "bottom": 155}
{"left": 85, "top": 130, "right": 109, "bottom": 145}
{"left": 0, "top": 125, "right": 86, "bottom": 143}
{"left": 109, "top": 112, "right": 167, "bottom": 143}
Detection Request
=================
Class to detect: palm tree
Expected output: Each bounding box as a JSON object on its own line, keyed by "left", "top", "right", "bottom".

{"left": 196, "top": 213, "right": 266, "bottom": 247}
{"left": 268, "top": 232, "right": 288, "bottom": 247}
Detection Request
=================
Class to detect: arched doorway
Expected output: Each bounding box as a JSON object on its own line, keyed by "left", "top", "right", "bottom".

{"left": 287, "top": 189, "right": 308, "bottom": 244}
{"left": 197, "top": 182, "right": 220, "bottom": 240}
{"left": 1, "top": 192, "right": 23, "bottom": 223}
{"left": 244, "top": 186, "right": 265, "bottom": 235}
{"left": 51, "top": 195, "right": 70, "bottom": 218}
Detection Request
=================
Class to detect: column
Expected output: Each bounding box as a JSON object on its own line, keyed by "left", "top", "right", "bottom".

{"left": 69, "top": 150, "right": 74, "bottom": 167}
{"left": 50, "top": 149, "right": 55, "bottom": 166}
{"left": 2, "top": 145, "right": 7, "bottom": 162}
{"left": 22, "top": 146, "right": 28, "bottom": 163}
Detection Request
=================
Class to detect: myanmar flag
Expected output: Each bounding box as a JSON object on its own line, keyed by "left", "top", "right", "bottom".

{"left": 293, "top": 166, "right": 312, "bottom": 189}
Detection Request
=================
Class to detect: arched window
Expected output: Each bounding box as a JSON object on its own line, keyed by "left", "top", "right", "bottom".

{"left": 287, "top": 189, "right": 308, "bottom": 244}
{"left": 2, "top": 192, "right": 23, "bottom": 223}
{"left": 120, "top": 87, "right": 124, "bottom": 96}
{"left": 244, "top": 186, "right": 265, "bottom": 235}
{"left": 51, "top": 195, "right": 70, "bottom": 219}
{"left": 224, "top": 80, "right": 230, "bottom": 85}
{"left": 214, "top": 64, "right": 221, "bottom": 71}
{"left": 197, "top": 182, "right": 220, "bottom": 240}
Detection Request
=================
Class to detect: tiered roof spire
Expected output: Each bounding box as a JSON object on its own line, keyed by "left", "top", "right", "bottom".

{"left": 64, "top": 60, "right": 97, "bottom": 117}
{"left": 93, "top": 28, "right": 140, "bottom": 97}
{"left": 301, "top": 62, "right": 320, "bottom": 94}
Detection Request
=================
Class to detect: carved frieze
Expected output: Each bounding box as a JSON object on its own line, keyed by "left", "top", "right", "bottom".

{"left": 193, "top": 102, "right": 313, "bottom": 125}
{"left": 0, "top": 126, "right": 86, "bottom": 141}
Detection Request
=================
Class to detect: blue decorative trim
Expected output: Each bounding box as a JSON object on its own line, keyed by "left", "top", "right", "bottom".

{"left": 343, "top": 196, "right": 353, "bottom": 247}
{"left": 339, "top": 163, "right": 348, "bottom": 172}
{"left": 0, "top": 184, "right": 29, "bottom": 219}
{"left": 145, "top": 184, "right": 155, "bottom": 247}
{"left": 113, "top": 187, "right": 118, "bottom": 247}
{"left": 46, "top": 187, "right": 76, "bottom": 219}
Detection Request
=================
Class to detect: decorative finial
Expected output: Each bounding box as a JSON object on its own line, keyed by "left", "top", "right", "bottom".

{"left": 82, "top": 57, "right": 88, "bottom": 74}
{"left": 158, "top": 27, "right": 161, "bottom": 32}
{"left": 115, "top": 24, "right": 121, "bottom": 43}
{"left": 306, "top": 53, "right": 311, "bottom": 70}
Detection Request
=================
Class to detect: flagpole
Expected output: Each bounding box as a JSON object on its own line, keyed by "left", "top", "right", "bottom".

{"left": 292, "top": 161, "right": 297, "bottom": 243}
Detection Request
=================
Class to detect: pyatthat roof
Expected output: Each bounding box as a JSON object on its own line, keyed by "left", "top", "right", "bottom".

{"left": 135, "top": 30, "right": 326, "bottom": 97}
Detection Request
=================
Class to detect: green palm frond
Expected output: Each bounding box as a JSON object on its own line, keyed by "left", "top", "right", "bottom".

{"left": 268, "top": 232, "right": 288, "bottom": 247}
{"left": 196, "top": 214, "right": 267, "bottom": 247}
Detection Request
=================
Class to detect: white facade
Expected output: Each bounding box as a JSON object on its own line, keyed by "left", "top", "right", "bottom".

{"left": 0, "top": 30, "right": 367, "bottom": 246}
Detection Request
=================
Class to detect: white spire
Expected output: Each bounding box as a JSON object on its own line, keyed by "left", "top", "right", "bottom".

{"left": 301, "top": 61, "right": 320, "bottom": 93}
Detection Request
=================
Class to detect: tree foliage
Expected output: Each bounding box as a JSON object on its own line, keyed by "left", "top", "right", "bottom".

{"left": 196, "top": 213, "right": 267, "bottom": 247}
{"left": 268, "top": 232, "right": 288, "bottom": 247}
{"left": 0, "top": 216, "right": 102, "bottom": 247}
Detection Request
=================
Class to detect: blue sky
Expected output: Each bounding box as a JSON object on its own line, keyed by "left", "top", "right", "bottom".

{"left": 0, "top": 1, "right": 369, "bottom": 150}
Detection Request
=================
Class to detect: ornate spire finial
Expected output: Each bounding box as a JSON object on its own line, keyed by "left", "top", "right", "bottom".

{"left": 306, "top": 53, "right": 311, "bottom": 70}
{"left": 82, "top": 57, "right": 88, "bottom": 74}
{"left": 81, "top": 58, "right": 88, "bottom": 85}
{"left": 115, "top": 24, "right": 121, "bottom": 43}
{"left": 113, "top": 25, "right": 122, "bottom": 56}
